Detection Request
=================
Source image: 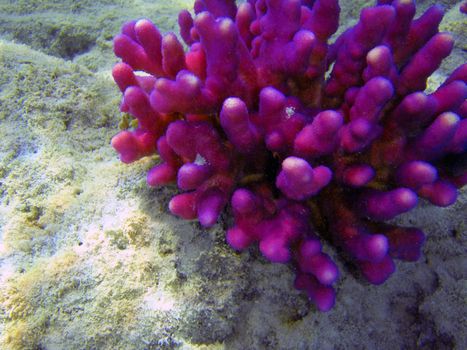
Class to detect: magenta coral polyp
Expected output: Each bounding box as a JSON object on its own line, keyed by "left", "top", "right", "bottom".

{"left": 111, "top": 0, "right": 466, "bottom": 312}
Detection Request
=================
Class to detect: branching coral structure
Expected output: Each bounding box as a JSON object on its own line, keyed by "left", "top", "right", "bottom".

{"left": 111, "top": 0, "right": 466, "bottom": 311}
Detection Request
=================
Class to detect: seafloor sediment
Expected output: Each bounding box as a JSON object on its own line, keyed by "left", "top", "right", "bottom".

{"left": 0, "top": 1, "right": 465, "bottom": 349}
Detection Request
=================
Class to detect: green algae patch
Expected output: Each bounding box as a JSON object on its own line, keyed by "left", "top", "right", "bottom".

{"left": 0, "top": 40, "right": 119, "bottom": 146}
{"left": 440, "top": 5, "right": 467, "bottom": 52}
{"left": 1, "top": 251, "right": 80, "bottom": 349}
{"left": 0, "top": 220, "right": 183, "bottom": 350}
{"left": 0, "top": 38, "right": 119, "bottom": 257}
{"left": 0, "top": 0, "right": 195, "bottom": 71}
{"left": 0, "top": 39, "right": 191, "bottom": 344}
{"left": 105, "top": 213, "right": 152, "bottom": 250}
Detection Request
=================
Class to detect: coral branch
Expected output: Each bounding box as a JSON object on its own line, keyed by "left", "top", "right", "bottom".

{"left": 111, "top": 0, "right": 466, "bottom": 311}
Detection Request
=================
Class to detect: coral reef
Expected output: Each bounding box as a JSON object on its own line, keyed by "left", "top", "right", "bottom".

{"left": 0, "top": 0, "right": 465, "bottom": 349}
{"left": 111, "top": 0, "right": 466, "bottom": 312}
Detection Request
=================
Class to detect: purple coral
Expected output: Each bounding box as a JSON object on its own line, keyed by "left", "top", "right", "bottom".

{"left": 111, "top": 0, "right": 466, "bottom": 312}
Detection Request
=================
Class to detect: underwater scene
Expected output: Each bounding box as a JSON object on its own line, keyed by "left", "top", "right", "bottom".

{"left": 0, "top": 0, "right": 466, "bottom": 349}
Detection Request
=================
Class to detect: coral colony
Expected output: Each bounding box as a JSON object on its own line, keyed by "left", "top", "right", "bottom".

{"left": 111, "top": 0, "right": 466, "bottom": 311}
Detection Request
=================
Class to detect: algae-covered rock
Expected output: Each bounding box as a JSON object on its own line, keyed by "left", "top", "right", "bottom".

{"left": 0, "top": 0, "right": 192, "bottom": 71}
{"left": 0, "top": 1, "right": 465, "bottom": 350}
